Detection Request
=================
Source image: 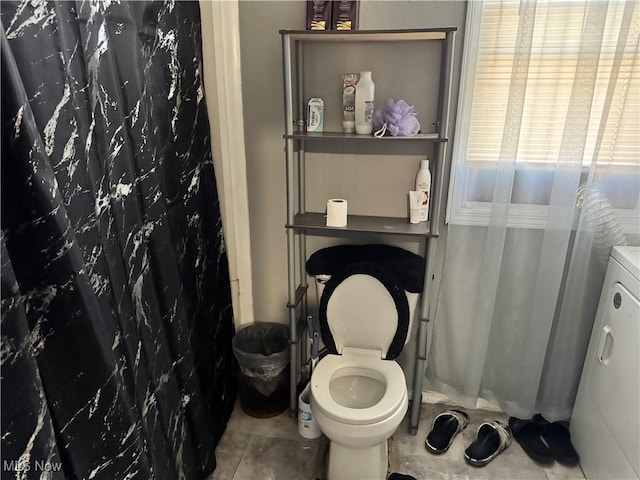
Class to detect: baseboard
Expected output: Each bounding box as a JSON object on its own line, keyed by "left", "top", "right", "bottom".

{"left": 407, "top": 389, "right": 503, "bottom": 413}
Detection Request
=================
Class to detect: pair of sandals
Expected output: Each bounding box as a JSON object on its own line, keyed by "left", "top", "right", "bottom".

{"left": 425, "top": 410, "right": 512, "bottom": 467}
{"left": 509, "top": 415, "right": 580, "bottom": 466}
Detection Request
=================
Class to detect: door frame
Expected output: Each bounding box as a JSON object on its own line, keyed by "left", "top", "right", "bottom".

{"left": 199, "top": 0, "right": 254, "bottom": 327}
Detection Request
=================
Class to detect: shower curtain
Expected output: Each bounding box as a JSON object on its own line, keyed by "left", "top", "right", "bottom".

{"left": 1, "top": 1, "right": 236, "bottom": 479}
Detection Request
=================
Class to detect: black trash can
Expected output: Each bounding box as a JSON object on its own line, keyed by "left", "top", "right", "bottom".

{"left": 232, "top": 322, "right": 290, "bottom": 418}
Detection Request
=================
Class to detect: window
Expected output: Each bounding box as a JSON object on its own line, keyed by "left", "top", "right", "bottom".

{"left": 447, "top": 0, "right": 639, "bottom": 231}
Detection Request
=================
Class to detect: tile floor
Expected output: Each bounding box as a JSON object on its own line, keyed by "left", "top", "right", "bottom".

{"left": 209, "top": 399, "right": 587, "bottom": 480}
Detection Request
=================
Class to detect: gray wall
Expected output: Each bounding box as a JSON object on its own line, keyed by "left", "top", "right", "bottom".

{"left": 238, "top": 0, "right": 467, "bottom": 385}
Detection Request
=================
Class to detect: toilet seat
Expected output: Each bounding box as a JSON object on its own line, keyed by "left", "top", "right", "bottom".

{"left": 311, "top": 348, "right": 407, "bottom": 426}
{"left": 318, "top": 262, "right": 410, "bottom": 359}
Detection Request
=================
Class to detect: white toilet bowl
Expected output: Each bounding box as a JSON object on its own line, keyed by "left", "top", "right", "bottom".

{"left": 305, "top": 248, "right": 424, "bottom": 480}
{"left": 311, "top": 347, "right": 408, "bottom": 479}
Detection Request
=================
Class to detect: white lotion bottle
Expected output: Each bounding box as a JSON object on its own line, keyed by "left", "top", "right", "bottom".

{"left": 415, "top": 159, "right": 431, "bottom": 221}
{"left": 355, "top": 71, "right": 375, "bottom": 135}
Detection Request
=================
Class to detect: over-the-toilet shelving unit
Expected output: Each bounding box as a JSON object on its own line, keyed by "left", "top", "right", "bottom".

{"left": 280, "top": 27, "right": 456, "bottom": 435}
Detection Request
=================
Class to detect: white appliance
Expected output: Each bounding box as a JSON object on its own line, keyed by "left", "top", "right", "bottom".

{"left": 571, "top": 246, "right": 640, "bottom": 480}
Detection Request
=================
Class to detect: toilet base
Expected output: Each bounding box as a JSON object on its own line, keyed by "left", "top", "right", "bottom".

{"left": 327, "top": 440, "right": 388, "bottom": 480}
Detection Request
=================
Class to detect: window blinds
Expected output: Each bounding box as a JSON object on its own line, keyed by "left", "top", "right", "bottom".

{"left": 467, "top": 0, "right": 639, "bottom": 167}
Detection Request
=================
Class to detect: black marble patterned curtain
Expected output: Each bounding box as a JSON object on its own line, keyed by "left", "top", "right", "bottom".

{"left": 1, "top": 1, "right": 236, "bottom": 479}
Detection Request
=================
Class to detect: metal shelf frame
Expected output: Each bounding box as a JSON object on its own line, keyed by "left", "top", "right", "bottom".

{"left": 280, "top": 28, "right": 456, "bottom": 435}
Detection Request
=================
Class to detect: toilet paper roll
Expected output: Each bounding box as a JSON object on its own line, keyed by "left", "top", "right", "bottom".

{"left": 326, "top": 199, "right": 348, "bottom": 227}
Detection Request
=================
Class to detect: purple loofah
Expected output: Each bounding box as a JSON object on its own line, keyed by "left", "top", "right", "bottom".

{"left": 372, "top": 99, "right": 420, "bottom": 137}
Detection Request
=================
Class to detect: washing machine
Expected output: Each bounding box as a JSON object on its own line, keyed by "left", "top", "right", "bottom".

{"left": 571, "top": 246, "right": 640, "bottom": 480}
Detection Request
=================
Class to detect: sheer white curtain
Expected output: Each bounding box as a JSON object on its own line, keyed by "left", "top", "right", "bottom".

{"left": 426, "top": 0, "right": 639, "bottom": 421}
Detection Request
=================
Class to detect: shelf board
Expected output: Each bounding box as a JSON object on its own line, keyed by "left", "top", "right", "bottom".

{"left": 280, "top": 28, "right": 456, "bottom": 42}
{"left": 284, "top": 132, "right": 446, "bottom": 142}
{"left": 287, "top": 212, "right": 436, "bottom": 237}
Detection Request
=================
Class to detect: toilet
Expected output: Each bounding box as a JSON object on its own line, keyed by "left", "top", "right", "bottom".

{"left": 309, "top": 257, "right": 420, "bottom": 480}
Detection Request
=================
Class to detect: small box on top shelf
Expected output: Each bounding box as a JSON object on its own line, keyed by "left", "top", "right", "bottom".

{"left": 332, "top": 0, "right": 359, "bottom": 30}
{"left": 306, "top": 1, "right": 332, "bottom": 30}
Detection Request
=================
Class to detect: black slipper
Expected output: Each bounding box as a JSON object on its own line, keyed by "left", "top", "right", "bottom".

{"left": 534, "top": 414, "right": 580, "bottom": 466}
{"left": 464, "top": 421, "right": 512, "bottom": 467}
{"left": 388, "top": 474, "right": 416, "bottom": 480}
{"left": 425, "top": 409, "right": 469, "bottom": 454}
{"left": 508, "top": 417, "right": 555, "bottom": 464}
